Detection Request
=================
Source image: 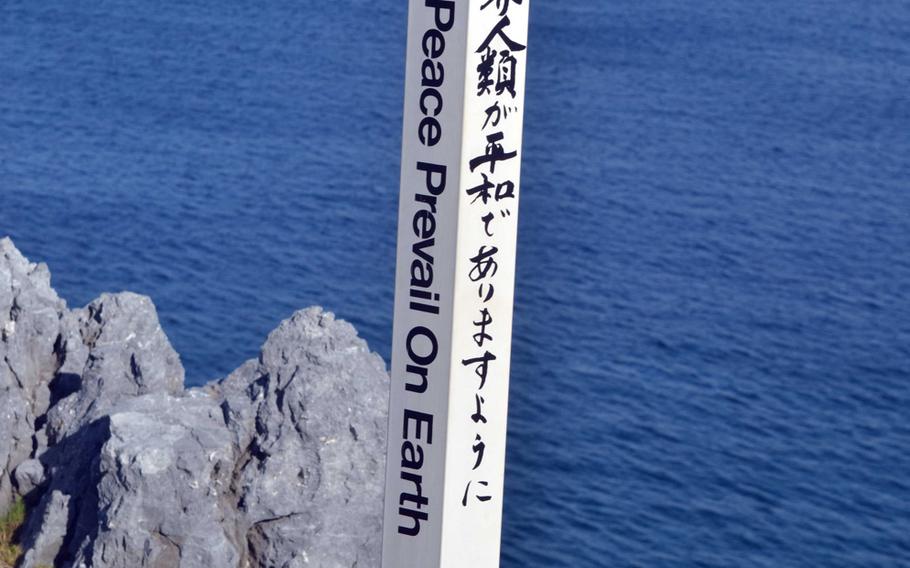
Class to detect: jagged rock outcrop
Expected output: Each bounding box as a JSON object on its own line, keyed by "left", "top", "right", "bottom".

{"left": 221, "top": 309, "right": 389, "bottom": 568}
{"left": 21, "top": 393, "right": 241, "bottom": 568}
{"left": 0, "top": 238, "right": 389, "bottom": 568}
{"left": 45, "top": 292, "right": 185, "bottom": 444}
{"left": 0, "top": 238, "right": 65, "bottom": 518}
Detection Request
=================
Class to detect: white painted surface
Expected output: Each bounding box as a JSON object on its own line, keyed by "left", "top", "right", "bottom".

{"left": 383, "top": 1, "right": 529, "bottom": 566}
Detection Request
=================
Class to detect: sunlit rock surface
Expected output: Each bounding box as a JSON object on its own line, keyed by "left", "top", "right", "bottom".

{"left": 0, "top": 238, "right": 389, "bottom": 568}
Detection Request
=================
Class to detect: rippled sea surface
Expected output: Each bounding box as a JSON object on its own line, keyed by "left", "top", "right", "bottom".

{"left": 2, "top": 1, "right": 909, "bottom": 566}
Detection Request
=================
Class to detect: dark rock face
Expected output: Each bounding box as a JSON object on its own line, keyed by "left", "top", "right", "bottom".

{"left": 0, "top": 238, "right": 389, "bottom": 568}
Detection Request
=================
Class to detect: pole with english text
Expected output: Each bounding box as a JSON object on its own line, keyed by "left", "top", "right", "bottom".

{"left": 382, "top": 0, "right": 529, "bottom": 566}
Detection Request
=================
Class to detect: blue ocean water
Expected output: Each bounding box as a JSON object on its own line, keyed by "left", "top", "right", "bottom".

{"left": 2, "top": 1, "right": 909, "bottom": 566}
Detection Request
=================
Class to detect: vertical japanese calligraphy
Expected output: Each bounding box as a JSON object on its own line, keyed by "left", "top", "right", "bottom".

{"left": 441, "top": 1, "right": 527, "bottom": 564}
{"left": 383, "top": 1, "right": 528, "bottom": 567}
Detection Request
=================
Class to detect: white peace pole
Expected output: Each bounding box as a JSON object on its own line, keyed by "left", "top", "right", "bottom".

{"left": 382, "top": 0, "right": 529, "bottom": 566}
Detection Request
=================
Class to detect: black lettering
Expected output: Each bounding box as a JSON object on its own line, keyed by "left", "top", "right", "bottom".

{"left": 398, "top": 506, "right": 428, "bottom": 536}
{"left": 406, "top": 328, "right": 438, "bottom": 368}
{"left": 416, "top": 162, "right": 447, "bottom": 195}
{"left": 419, "top": 88, "right": 443, "bottom": 117}
{"left": 426, "top": 0, "right": 455, "bottom": 32}
{"left": 410, "top": 259, "right": 433, "bottom": 288}
{"left": 410, "top": 301, "right": 440, "bottom": 315}
{"left": 401, "top": 441, "right": 425, "bottom": 469}
{"left": 404, "top": 364, "right": 429, "bottom": 394}
{"left": 415, "top": 192, "right": 437, "bottom": 214}
{"left": 421, "top": 59, "right": 444, "bottom": 88}
{"left": 412, "top": 209, "right": 437, "bottom": 239}
{"left": 419, "top": 117, "right": 441, "bottom": 146}
{"left": 400, "top": 470, "right": 430, "bottom": 509}
{"left": 412, "top": 237, "right": 434, "bottom": 266}
{"left": 422, "top": 28, "right": 445, "bottom": 59}
{"left": 403, "top": 408, "right": 434, "bottom": 443}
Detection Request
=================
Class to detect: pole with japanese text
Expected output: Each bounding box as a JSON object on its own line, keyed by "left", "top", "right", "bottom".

{"left": 382, "top": 1, "right": 529, "bottom": 566}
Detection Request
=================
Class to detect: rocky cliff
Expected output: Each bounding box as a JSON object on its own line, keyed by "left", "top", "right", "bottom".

{"left": 0, "top": 238, "right": 389, "bottom": 568}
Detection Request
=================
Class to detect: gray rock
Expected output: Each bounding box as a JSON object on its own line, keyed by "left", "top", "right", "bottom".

{"left": 80, "top": 393, "right": 240, "bottom": 568}
{"left": 13, "top": 458, "right": 46, "bottom": 497}
{"left": 1, "top": 238, "right": 186, "bottom": 515}
{"left": 2, "top": 238, "right": 390, "bottom": 568}
{"left": 20, "top": 392, "right": 239, "bottom": 568}
{"left": 0, "top": 238, "right": 66, "bottom": 516}
{"left": 20, "top": 490, "right": 70, "bottom": 568}
{"left": 220, "top": 308, "right": 389, "bottom": 568}
{"left": 45, "top": 292, "right": 185, "bottom": 444}
{"left": 20, "top": 417, "right": 109, "bottom": 568}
